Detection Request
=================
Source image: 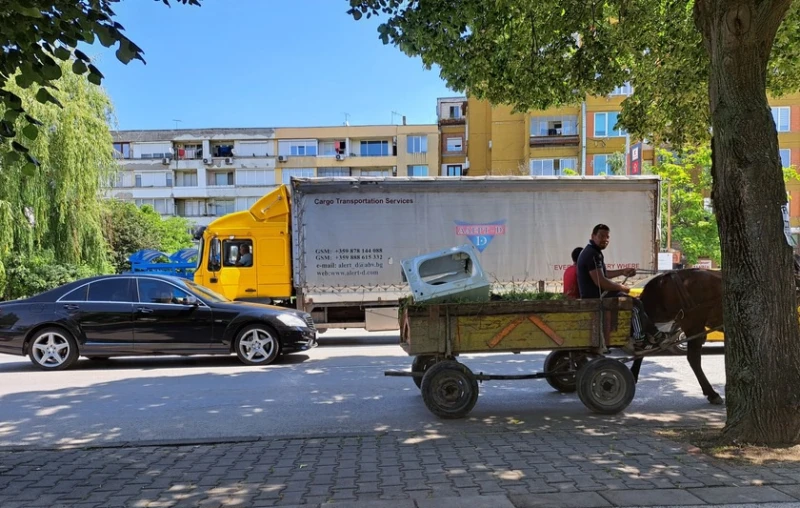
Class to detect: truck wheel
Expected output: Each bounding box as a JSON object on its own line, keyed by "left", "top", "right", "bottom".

{"left": 576, "top": 358, "right": 636, "bottom": 415}
{"left": 667, "top": 333, "right": 688, "bottom": 355}
{"left": 543, "top": 351, "right": 596, "bottom": 393}
{"left": 411, "top": 355, "right": 438, "bottom": 389}
{"left": 420, "top": 360, "right": 478, "bottom": 419}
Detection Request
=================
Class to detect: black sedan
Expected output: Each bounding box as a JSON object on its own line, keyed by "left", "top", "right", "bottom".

{"left": 0, "top": 274, "right": 317, "bottom": 370}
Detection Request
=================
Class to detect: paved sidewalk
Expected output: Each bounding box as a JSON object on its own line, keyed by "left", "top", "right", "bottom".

{"left": 1, "top": 427, "right": 800, "bottom": 508}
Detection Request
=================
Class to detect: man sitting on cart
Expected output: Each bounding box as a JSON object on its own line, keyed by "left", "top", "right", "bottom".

{"left": 576, "top": 223, "right": 669, "bottom": 351}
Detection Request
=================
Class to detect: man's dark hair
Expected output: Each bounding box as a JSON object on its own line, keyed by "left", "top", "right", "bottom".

{"left": 592, "top": 224, "right": 610, "bottom": 236}
{"left": 571, "top": 247, "right": 583, "bottom": 263}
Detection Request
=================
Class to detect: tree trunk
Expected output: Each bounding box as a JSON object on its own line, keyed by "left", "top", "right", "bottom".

{"left": 694, "top": 0, "right": 800, "bottom": 445}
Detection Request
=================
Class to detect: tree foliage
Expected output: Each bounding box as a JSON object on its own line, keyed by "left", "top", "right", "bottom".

{"left": 0, "top": 0, "right": 200, "bottom": 163}
{"left": 102, "top": 200, "right": 193, "bottom": 273}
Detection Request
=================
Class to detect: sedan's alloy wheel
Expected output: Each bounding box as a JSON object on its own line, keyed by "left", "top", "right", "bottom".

{"left": 237, "top": 328, "right": 278, "bottom": 363}
{"left": 31, "top": 332, "right": 71, "bottom": 368}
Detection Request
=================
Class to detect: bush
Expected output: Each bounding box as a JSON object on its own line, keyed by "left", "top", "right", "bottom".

{"left": 1, "top": 256, "right": 101, "bottom": 301}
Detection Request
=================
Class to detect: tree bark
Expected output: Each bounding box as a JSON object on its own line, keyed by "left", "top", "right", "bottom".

{"left": 694, "top": 0, "right": 800, "bottom": 445}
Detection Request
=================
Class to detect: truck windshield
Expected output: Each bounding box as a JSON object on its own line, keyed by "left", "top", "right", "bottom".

{"left": 196, "top": 239, "right": 204, "bottom": 270}
{"left": 184, "top": 280, "right": 230, "bottom": 303}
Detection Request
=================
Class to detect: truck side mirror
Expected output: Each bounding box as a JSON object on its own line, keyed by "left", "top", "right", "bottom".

{"left": 209, "top": 238, "right": 221, "bottom": 272}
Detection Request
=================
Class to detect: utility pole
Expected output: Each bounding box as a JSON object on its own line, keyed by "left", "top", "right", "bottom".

{"left": 666, "top": 181, "right": 672, "bottom": 250}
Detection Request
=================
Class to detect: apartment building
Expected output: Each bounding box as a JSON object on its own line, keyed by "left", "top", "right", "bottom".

{"left": 437, "top": 97, "right": 468, "bottom": 176}
{"left": 109, "top": 124, "right": 439, "bottom": 226}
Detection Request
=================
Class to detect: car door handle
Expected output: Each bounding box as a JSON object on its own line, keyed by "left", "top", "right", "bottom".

{"left": 137, "top": 307, "right": 154, "bottom": 314}
{"left": 245, "top": 288, "right": 256, "bottom": 293}
{"left": 63, "top": 304, "right": 80, "bottom": 311}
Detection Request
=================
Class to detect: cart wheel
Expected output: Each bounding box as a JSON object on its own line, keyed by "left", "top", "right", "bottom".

{"left": 420, "top": 360, "right": 479, "bottom": 419}
{"left": 576, "top": 358, "right": 636, "bottom": 415}
{"left": 411, "top": 355, "right": 439, "bottom": 389}
{"left": 543, "top": 351, "right": 593, "bottom": 393}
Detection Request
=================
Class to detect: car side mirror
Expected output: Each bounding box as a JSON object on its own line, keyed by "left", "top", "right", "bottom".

{"left": 184, "top": 295, "right": 199, "bottom": 306}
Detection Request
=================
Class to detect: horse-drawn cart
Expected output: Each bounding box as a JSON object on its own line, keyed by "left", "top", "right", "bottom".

{"left": 386, "top": 297, "right": 641, "bottom": 418}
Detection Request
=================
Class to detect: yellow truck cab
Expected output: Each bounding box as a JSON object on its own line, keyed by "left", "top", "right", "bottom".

{"left": 193, "top": 186, "right": 293, "bottom": 304}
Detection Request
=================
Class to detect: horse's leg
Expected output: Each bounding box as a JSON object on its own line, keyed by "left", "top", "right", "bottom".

{"left": 686, "top": 332, "right": 723, "bottom": 405}
{"left": 630, "top": 357, "right": 642, "bottom": 383}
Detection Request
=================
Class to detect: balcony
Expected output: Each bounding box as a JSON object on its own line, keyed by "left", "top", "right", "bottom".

{"left": 529, "top": 134, "right": 581, "bottom": 148}
{"left": 438, "top": 115, "right": 466, "bottom": 126}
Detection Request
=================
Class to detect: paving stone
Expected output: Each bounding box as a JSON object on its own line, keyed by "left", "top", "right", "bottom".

{"left": 416, "top": 494, "right": 516, "bottom": 508}
{"left": 688, "top": 485, "right": 798, "bottom": 504}
{"left": 600, "top": 488, "right": 705, "bottom": 506}
{"left": 509, "top": 492, "right": 612, "bottom": 507}
{"left": 776, "top": 484, "right": 800, "bottom": 500}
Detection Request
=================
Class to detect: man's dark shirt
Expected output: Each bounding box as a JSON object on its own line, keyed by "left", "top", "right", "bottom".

{"left": 577, "top": 240, "right": 606, "bottom": 299}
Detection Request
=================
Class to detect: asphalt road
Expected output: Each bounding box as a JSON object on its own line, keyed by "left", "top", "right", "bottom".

{"left": 0, "top": 329, "right": 727, "bottom": 449}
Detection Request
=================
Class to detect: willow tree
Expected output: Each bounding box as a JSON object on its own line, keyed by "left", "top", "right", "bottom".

{"left": 0, "top": 60, "right": 115, "bottom": 282}
{"left": 348, "top": 0, "right": 800, "bottom": 445}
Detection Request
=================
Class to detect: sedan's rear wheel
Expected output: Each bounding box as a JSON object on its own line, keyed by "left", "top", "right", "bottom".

{"left": 28, "top": 328, "right": 79, "bottom": 371}
{"left": 234, "top": 325, "right": 281, "bottom": 366}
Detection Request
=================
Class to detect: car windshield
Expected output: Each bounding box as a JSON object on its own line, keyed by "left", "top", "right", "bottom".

{"left": 183, "top": 280, "right": 230, "bottom": 303}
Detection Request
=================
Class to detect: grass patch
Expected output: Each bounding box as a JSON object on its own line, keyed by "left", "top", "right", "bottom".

{"left": 655, "top": 427, "right": 800, "bottom": 465}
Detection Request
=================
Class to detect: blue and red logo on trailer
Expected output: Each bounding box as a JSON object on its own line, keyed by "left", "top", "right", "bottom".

{"left": 454, "top": 220, "right": 507, "bottom": 252}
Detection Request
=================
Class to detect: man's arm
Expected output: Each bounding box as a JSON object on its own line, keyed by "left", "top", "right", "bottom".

{"left": 606, "top": 268, "right": 630, "bottom": 278}
{"left": 588, "top": 268, "right": 630, "bottom": 293}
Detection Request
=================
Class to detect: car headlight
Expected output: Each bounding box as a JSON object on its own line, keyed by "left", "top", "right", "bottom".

{"left": 276, "top": 314, "right": 307, "bottom": 328}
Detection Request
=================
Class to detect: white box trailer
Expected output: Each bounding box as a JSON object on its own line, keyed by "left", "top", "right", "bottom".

{"left": 290, "top": 176, "right": 661, "bottom": 331}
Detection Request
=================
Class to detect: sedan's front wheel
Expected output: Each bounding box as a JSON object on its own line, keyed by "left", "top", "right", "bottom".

{"left": 234, "top": 325, "right": 281, "bottom": 366}
{"left": 28, "top": 327, "right": 79, "bottom": 371}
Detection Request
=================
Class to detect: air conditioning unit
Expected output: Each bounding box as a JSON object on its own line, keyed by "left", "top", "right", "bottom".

{"left": 225, "top": 157, "right": 233, "bottom": 165}
{"left": 335, "top": 154, "right": 345, "bottom": 161}
{"left": 162, "top": 157, "right": 171, "bottom": 165}
{"left": 203, "top": 158, "right": 211, "bottom": 165}
{"left": 278, "top": 155, "right": 288, "bottom": 163}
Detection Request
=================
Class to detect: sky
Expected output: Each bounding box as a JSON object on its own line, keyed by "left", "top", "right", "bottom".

{"left": 84, "top": 0, "right": 456, "bottom": 131}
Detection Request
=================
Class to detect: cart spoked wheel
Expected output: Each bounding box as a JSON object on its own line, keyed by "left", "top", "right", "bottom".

{"left": 411, "top": 355, "right": 439, "bottom": 389}
{"left": 576, "top": 358, "right": 636, "bottom": 415}
{"left": 543, "top": 351, "right": 595, "bottom": 393}
{"left": 420, "top": 360, "right": 479, "bottom": 419}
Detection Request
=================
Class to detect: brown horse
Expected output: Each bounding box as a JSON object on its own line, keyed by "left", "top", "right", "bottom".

{"left": 630, "top": 268, "right": 725, "bottom": 405}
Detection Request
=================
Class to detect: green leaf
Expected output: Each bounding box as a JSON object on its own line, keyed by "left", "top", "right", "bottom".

{"left": 0, "top": 121, "right": 16, "bottom": 138}
{"left": 22, "top": 125, "right": 39, "bottom": 141}
{"left": 87, "top": 71, "right": 102, "bottom": 86}
{"left": 24, "top": 115, "right": 44, "bottom": 127}
{"left": 4, "top": 109, "right": 22, "bottom": 122}
{"left": 73, "top": 59, "right": 88, "bottom": 75}
{"left": 21, "top": 162, "right": 37, "bottom": 177}
{"left": 18, "top": 7, "right": 43, "bottom": 17}
{"left": 35, "top": 88, "right": 63, "bottom": 107}
{"left": 74, "top": 49, "right": 90, "bottom": 62}
{"left": 12, "top": 141, "right": 29, "bottom": 153}
{"left": 40, "top": 64, "right": 62, "bottom": 81}
{"left": 15, "top": 73, "right": 34, "bottom": 88}
{"left": 54, "top": 46, "right": 72, "bottom": 60}
{"left": 3, "top": 151, "right": 21, "bottom": 165}
{"left": 115, "top": 40, "right": 137, "bottom": 64}
{"left": 95, "top": 26, "right": 117, "bottom": 47}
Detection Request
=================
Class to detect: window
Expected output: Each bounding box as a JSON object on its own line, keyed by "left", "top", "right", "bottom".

{"left": 530, "top": 158, "right": 577, "bottom": 176}
{"left": 209, "top": 200, "right": 235, "bottom": 216}
{"left": 593, "top": 154, "right": 612, "bottom": 175}
{"left": 222, "top": 239, "right": 254, "bottom": 268}
{"left": 235, "top": 141, "right": 271, "bottom": 157}
{"left": 238, "top": 197, "right": 258, "bottom": 210}
{"left": 136, "top": 142, "right": 172, "bottom": 160}
{"left": 135, "top": 175, "right": 142, "bottom": 188}
{"left": 530, "top": 115, "right": 578, "bottom": 136}
{"left": 318, "top": 141, "right": 346, "bottom": 156}
{"left": 113, "top": 142, "right": 131, "bottom": 159}
{"left": 209, "top": 172, "right": 234, "bottom": 186}
{"left": 137, "top": 279, "right": 193, "bottom": 305}
{"left": 360, "top": 140, "right": 390, "bottom": 157}
{"left": 61, "top": 285, "right": 88, "bottom": 302}
{"left": 135, "top": 198, "right": 172, "bottom": 215}
{"left": 177, "top": 144, "right": 202, "bottom": 160}
{"left": 407, "top": 136, "right": 428, "bottom": 154}
{"left": 166, "top": 173, "right": 173, "bottom": 187}
{"left": 780, "top": 149, "right": 792, "bottom": 168}
{"left": 773, "top": 107, "right": 791, "bottom": 132}
{"left": 281, "top": 168, "right": 315, "bottom": 184}
{"left": 594, "top": 112, "right": 626, "bottom": 137}
{"left": 212, "top": 144, "right": 234, "bottom": 157}
{"left": 449, "top": 105, "right": 462, "bottom": 119}
{"left": 176, "top": 200, "right": 203, "bottom": 217}
{"left": 236, "top": 169, "right": 275, "bottom": 186}
{"left": 444, "top": 164, "right": 463, "bottom": 176}
{"left": 445, "top": 137, "right": 463, "bottom": 152}
{"left": 408, "top": 165, "right": 428, "bottom": 177}
{"left": 133, "top": 172, "right": 168, "bottom": 188}
{"left": 87, "top": 279, "right": 136, "bottom": 303}
{"left": 175, "top": 172, "right": 198, "bottom": 187}
{"left": 610, "top": 82, "right": 633, "bottom": 96}
{"left": 278, "top": 140, "right": 317, "bottom": 157}
{"left": 317, "top": 167, "right": 351, "bottom": 177}
{"left": 360, "top": 169, "right": 390, "bottom": 177}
